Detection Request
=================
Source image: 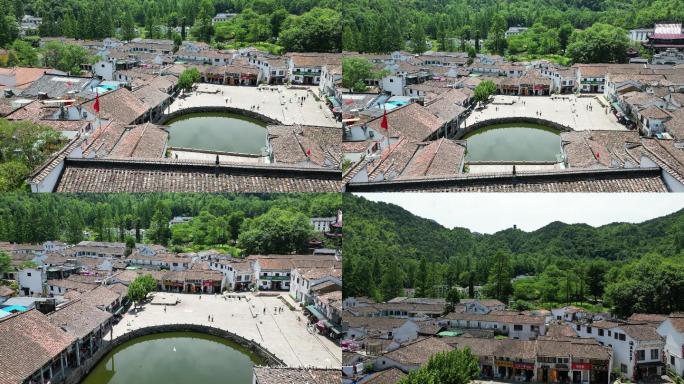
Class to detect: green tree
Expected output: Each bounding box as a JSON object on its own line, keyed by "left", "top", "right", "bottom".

{"left": 148, "top": 201, "right": 172, "bottom": 246}
{"left": 121, "top": 12, "right": 136, "bottom": 41}
{"left": 127, "top": 274, "right": 157, "bottom": 308}
{"left": 342, "top": 57, "right": 378, "bottom": 93}
{"left": 0, "top": 251, "right": 11, "bottom": 275}
{"left": 485, "top": 250, "right": 513, "bottom": 301}
{"left": 474, "top": 80, "right": 497, "bottom": 102}
{"left": 42, "top": 41, "right": 93, "bottom": 74}
{"left": 567, "top": 23, "right": 629, "bottom": 63}
{"left": 278, "top": 8, "right": 341, "bottom": 53}
{"left": 400, "top": 348, "right": 480, "bottom": 384}
{"left": 380, "top": 259, "right": 404, "bottom": 300}
{"left": 178, "top": 68, "right": 201, "bottom": 91}
{"left": 410, "top": 23, "right": 428, "bottom": 54}
{"left": 237, "top": 207, "right": 314, "bottom": 254}
{"left": 193, "top": 0, "right": 214, "bottom": 42}
{"left": 485, "top": 14, "right": 508, "bottom": 55}
{"left": 124, "top": 236, "right": 136, "bottom": 257}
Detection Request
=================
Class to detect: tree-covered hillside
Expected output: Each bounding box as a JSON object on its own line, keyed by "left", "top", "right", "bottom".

{"left": 0, "top": 193, "right": 341, "bottom": 255}
{"left": 342, "top": 194, "right": 684, "bottom": 317}
{"left": 0, "top": 0, "right": 341, "bottom": 52}
{"left": 342, "top": 0, "right": 683, "bottom": 60}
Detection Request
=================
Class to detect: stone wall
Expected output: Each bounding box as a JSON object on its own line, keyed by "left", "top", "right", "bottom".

{"left": 156, "top": 106, "right": 281, "bottom": 126}
{"left": 63, "top": 324, "right": 284, "bottom": 384}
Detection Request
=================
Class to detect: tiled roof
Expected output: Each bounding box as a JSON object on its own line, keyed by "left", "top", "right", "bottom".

{"left": 0, "top": 310, "right": 76, "bottom": 384}
{"left": 267, "top": 125, "right": 342, "bottom": 168}
{"left": 665, "top": 109, "right": 684, "bottom": 140}
{"left": 398, "top": 139, "right": 465, "bottom": 179}
{"left": 536, "top": 338, "right": 611, "bottom": 360}
{"left": 382, "top": 337, "right": 453, "bottom": 366}
{"left": 54, "top": 158, "right": 341, "bottom": 192}
{"left": 444, "top": 310, "right": 545, "bottom": 325}
{"left": 47, "top": 300, "right": 112, "bottom": 339}
{"left": 362, "top": 368, "right": 407, "bottom": 384}
{"left": 345, "top": 167, "right": 669, "bottom": 192}
{"left": 81, "top": 88, "right": 148, "bottom": 124}
{"left": 628, "top": 313, "right": 667, "bottom": 324}
{"left": 132, "top": 84, "right": 170, "bottom": 109}
{"left": 620, "top": 323, "right": 663, "bottom": 341}
{"left": 253, "top": 367, "right": 341, "bottom": 384}
{"left": 106, "top": 123, "right": 168, "bottom": 159}
{"left": 667, "top": 315, "right": 684, "bottom": 332}
{"left": 27, "top": 135, "right": 83, "bottom": 184}
{"left": 79, "top": 285, "right": 121, "bottom": 309}
{"left": 641, "top": 139, "right": 684, "bottom": 185}
{"left": 363, "top": 103, "right": 443, "bottom": 142}
{"left": 561, "top": 131, "right": 642, "bottom": 169}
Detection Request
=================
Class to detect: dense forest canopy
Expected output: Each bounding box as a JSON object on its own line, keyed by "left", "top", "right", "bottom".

{"left": 0, "top": 193, "right": 341, "bottom": 255}
{"left": 342, "top": 0, "right": 684, "bottom": 58}
{"left": 0, "top": 0, "right": 341, "bottom": 52}
{"left": 342, "top": 194, "right": 684, "bottom": 317}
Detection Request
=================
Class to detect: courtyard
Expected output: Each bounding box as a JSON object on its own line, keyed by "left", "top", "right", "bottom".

{"left": 463, "top": 94, "right": 628, "bottom": 131}
{"left": 107, "top": 292, "right": 341, "bottom": 369}
{"left": 168, "top": 84, "right": 339, "bottom": 127}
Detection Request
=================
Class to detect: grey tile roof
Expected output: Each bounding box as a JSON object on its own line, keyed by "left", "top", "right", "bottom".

{"left": 345, "top": 167, "right": 669, "bottom": 192}
{"left": 54, "top": 158, "right": 341, "bottom": 192}
{"left": 0, "top": 310, "right": 76, "bottom": 384}
{"left": 253, "top": 367, "right": 341, "bottom": 384}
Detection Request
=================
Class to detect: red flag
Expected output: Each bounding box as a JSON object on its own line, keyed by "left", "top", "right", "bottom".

{"left": 93, "top": 93, "right": 100, "bottom": 113}
{"left": 380, "top": 108, "right": 388, "bottom": 130}
{"left": 306, "top": 147, "right": 312, "bottom": 157}
{"left": 596, "top": 152, "right": 600, "bottom": 159}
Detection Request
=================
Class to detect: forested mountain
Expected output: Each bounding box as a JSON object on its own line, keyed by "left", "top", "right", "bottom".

{"left": 0, "top": 0, "right": 340, "bottom": 52}
{"left": 342, "top": 194, "right": 684, "bottom": 317}
{"left": 0, "top": 193, "right": 341, "bottom": 254}
{"left": 342, "top": 0, "right": 684, "bottom": 58}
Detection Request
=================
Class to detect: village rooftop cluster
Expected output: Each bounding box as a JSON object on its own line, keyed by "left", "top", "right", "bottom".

{"left": 0, "top": 212, "right": 343, "bottom": 384}
{"left": 0, "top": 37, "right": 343, "bottom": 193}
{"left": 342, "top": 296, "right": 684, "bottom": 384}
{"left": 341, "top": 23, "right": 684, "bottom": 193}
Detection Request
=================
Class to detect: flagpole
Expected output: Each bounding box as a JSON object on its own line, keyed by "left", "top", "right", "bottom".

{"left": 385, "top": 105, "right": 390, "bottom": 150}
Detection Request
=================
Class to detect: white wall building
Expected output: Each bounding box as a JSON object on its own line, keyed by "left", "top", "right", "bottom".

{"left": 17, "top": 267, "right": 44, "bottom": 297}
{"left": 657, "top": 316, "right": 684, "bottom": 377}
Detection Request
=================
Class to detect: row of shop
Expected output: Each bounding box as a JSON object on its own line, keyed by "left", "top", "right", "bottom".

{"left": 479, "top": 359, "right": 610, "bottom": 384}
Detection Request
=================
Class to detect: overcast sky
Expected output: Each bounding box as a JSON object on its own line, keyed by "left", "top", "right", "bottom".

{"left": 354, "top": 193, "right": 684, "bottom": 234}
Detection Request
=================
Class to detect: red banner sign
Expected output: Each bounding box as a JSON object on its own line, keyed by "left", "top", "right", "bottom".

{"left": 572, "top": 363, "right": 592, "bottom": 370}
{"left": 514, "top": 363, "right": 535, "bottom": 370}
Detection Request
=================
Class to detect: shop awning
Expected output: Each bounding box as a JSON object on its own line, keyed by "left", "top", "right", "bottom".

{"left": 305, "top": 305, "right": 326, "bottom": 321}
{"left": 327, "top": 96, "right": 341, "bottom": 107}
{"left": 611, "top": 101, "right": 626, "bottom": 116}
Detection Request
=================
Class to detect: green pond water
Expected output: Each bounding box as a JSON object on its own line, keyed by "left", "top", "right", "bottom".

{"left": 464, "top": 123, "right": 562, "bottom": 162}
{"left": 81, "top": 332, "right": 265, "bottom": 384}
{"left": 166, "top": 112, "right": 267, "bottom": 155}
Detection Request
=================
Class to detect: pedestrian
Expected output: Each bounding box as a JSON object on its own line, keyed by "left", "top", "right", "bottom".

{"left": 208, "top": 315, "right": 210, "bottom": 321}
{"left": 263, "top": 308, "right": 266, "bottom": 314}
{"left": 164, "top": 306, "right": 166, "bottom": 313}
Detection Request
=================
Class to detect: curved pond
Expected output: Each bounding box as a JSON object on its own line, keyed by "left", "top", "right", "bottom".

{"left": 166, "top": 112, "right": 267, "bottom": 155}
{"left": 463, "top": 122, "right": 562, "bottom": 162}
{"left": 81, "top": 332, "right": 266, "bottom": 384}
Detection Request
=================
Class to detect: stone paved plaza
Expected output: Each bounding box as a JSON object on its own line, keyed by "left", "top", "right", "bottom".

{"left": 107, "top": 293, "right": 341, "bottom": 369}
{"left": 168, "top": 84, "right": 338, "bottom": 127}
{"left": 463, "top": 95, "right": 628, "bottom": 131}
